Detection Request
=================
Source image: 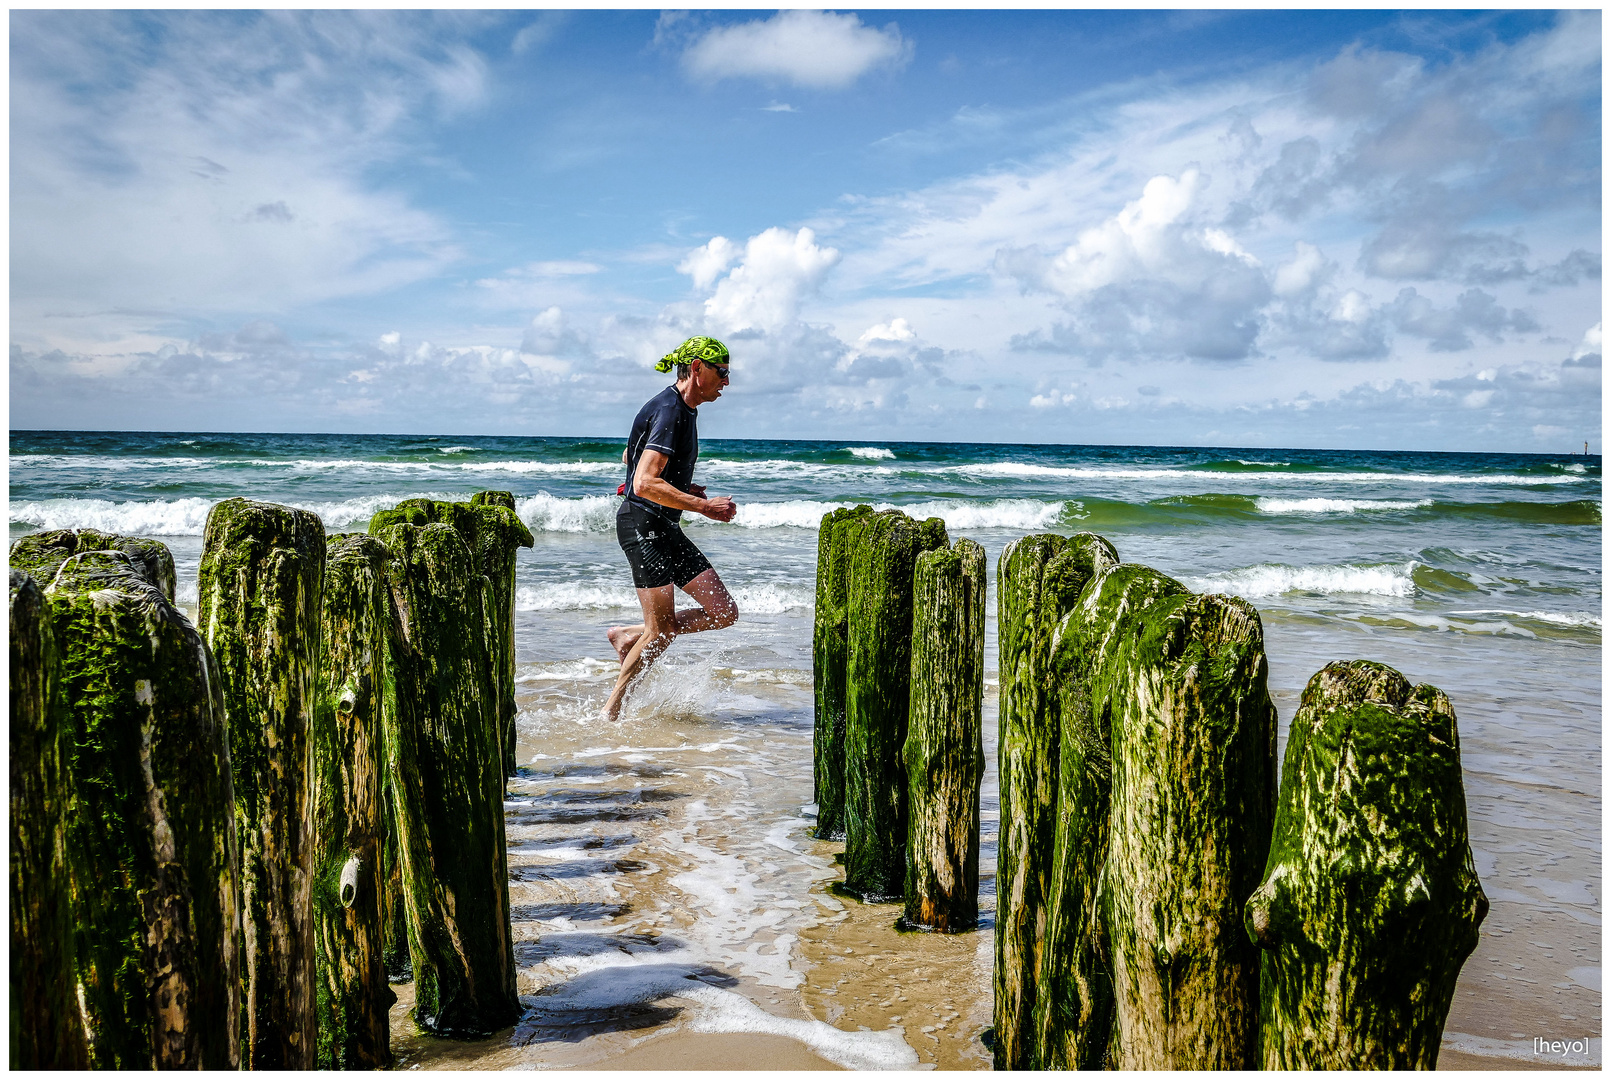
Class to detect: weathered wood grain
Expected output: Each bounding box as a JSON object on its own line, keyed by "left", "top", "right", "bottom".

{"left": 9, "top": 570, "right": 89, "bottom": 1069}
{"left": 812, "top": 504, "right": 874, "bottom": 840}
{"left": 902, "top": 538, "right": 986, "bottom": 932}
{"left": 991, "top": 531, "right": 1117, "bottom": 1068}
{"left": 371, "top": 519, "right": 520, "bottom": 1036}
{"left": 1095, "top": 567, "right": 1277, "bottom": 1070}
{"left": 312, "top": 535, "right": 397, "bottom": 1067}
{"left": 1245, "top": 660, "right": 1488, "bottom": 1070}
{"left": 841, "top": 510, "right": 947, "bottom": 901}
{"left": 199, "top": 497, "right": 326, "bottom": 1069}
{"left": 49, "top": 550, "right": 240, "bottom": 1068}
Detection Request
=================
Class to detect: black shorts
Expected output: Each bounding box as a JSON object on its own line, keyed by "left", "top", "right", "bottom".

{"left": 616, "top": 504, "right": 713, "bottom": 590}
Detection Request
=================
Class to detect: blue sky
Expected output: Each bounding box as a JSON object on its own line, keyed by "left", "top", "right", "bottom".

{"left": 9, "top": 9, "right": 1602, "bottom": 451}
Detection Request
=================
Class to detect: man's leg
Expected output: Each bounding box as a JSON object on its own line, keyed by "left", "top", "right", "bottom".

{"left": 604, "top": 585, "right": 677, "bottom": 722}
{"left": 673, "top": 568, "right": 738, "bottom": 633}
{"left": 606, "top": 568, "right": 737, "bottom": 660}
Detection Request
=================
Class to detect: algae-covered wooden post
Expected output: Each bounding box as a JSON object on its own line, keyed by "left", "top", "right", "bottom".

{"left": 841, "top": 510, "right": 948, "bottom": 902}
{"left": 1093, "top": 566, "right": 1277, "bottom": 1070}
{"left": 1245, "top": 660, "right": 1488, "bottom": 1070}
{"left": 991, "top": 532, "right": 1117, "bottom": 1068}
{"left": 470, "top": 491, "right": 535, "bottom": 779}
{"left": 9, "top": 570, "right": 89, "bottom": 1070}
{"left": 10, "top": 527, "right": 177, "bottom": 601}
{"left": 371, "top": 518, "right": 521, "bottom": 1035}
{"left": 1030, "top": 552, "right": 1164, "bottom": 1069}
{"left": 199, "top": 498, "right": 326, "bottom": 1069}
{"left": 47, "top": 550, "right": 240, "bottom": 1068}
{"left": 312, "top": 535, "right": 397, "bottom": 1068}
{"left": 902, "top": 537, "right": 986, "bottom": 932}
{"left": 812, "top": 504, "right": 874, "bottom": 839}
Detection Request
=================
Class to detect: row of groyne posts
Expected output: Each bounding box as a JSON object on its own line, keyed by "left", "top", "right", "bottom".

{"left": 813, "top": 506, "right": 1493, "bottom": 1070}
{"left": 10, "top": 493, "right": 535, "bottom": 1070}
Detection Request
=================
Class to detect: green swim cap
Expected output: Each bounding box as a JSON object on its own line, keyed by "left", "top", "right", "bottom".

{"left": 655, "top": 336, "right": 730, "bottom": 373}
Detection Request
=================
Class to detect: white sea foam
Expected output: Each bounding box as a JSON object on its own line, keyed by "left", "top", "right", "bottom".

{"left": 1449, "top": 609, "right": 1602, "bottom": 629}
{"left": 516, "top": 492, "right": 619, "bottom": 533}
{"left": 438, "top": 445, "right": 477, "bottom": 453}
{"left": 949, "top": 462, "right": 1589, "bottom": 486}
{"left": 10, "top": 492, "right": 461, "bottom": 535}
{"left": 684, "top": 497, "right": 1064, "bottom": 531}
{"left": 1256, "top": 497, "right": 1433, "bottom": 514}
{"left": 1191, "top": 562, "right": 1418, "bottom": 599}
{"left": 846, "top": 446, "right": 896, "bottom": 460}
{"left": 681, "top": 984, "right": 918, "bottom": 1070}
{"left": 515, "top": 581, "right": 812, "bottom": 613}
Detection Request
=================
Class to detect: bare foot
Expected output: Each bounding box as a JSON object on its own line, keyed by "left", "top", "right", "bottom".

{"left": 606, "top": 625, "right": 643, "bottom": 662}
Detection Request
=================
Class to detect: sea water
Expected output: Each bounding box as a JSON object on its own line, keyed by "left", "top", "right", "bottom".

{"left": 10, "top": 431, "right": 1602, "bottom": 1068}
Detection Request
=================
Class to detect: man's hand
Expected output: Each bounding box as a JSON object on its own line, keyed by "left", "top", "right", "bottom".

{"left": 688, "top": 483, "right": 707, "bottom": 497}
{"left": 701, "top": 496, "right": 738, "bottom": 523}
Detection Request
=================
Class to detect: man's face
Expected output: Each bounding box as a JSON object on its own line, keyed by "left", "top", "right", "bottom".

{"left": 692, "top": 358, "right": 730, "bottom": 403}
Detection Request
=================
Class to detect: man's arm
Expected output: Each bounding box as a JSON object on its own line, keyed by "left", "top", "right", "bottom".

{"left": 632, "top": 449, "right": 737, "bottom": 522}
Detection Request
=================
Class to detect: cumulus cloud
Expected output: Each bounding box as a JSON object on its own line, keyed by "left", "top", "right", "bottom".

{"left": 1388, "top": 288, "right": 1539, "bottom": 352}
{"left": 689, "top": 227, "right": 841, "bottom": 334}
{"left": 682, "top": 10, "right": 910, "bottom": 90}
{"left": 998, "top": 168, "right": 1271, "bottom": 361}
{"left": 677, "top": 237, "right": 742, "bottom": 292}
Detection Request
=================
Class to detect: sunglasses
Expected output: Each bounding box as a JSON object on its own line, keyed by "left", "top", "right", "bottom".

{"left": 702, "top": 361, "right": 731, "bottom": 380}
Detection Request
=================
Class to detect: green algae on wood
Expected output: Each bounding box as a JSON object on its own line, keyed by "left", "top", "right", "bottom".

{"left": 311, "top": 535, "right": 397, "bottom": 1068}
{"left": 1093, "top": 566, "right": 1277, "bottom": 1070}
{"left": 812, "top": 504, "right": 874, "bottom": 840}
{"left": 470, "top": 492, "right": 535, "bottom": 779}
{"left": 991, "top": 532, "right": 1118, "bottom": 1068}
{"left": 47, "top": 551, "right": 241, "bottom": 1068}
{"left": 1245, "top": 660, "right": 1487, "bottom": 1070}
{"left": 902, "top": 538, "right": 986, "bottom": 932}
{"left": 10, "top": 528, "right": 177, "bottom": 601}
{"left": 9, "top": 571, "right": 90, "bottom": 1070}
{"left": 1031, "top": 551, "right": 1168, "bottom": 1070}
{"left": 198, "top": 498, "right": 326, "bottom": 1069}
{"left": 841, "top": 510, "right": 948, "bottom": 902}
{"left": 372, "top": 521, "right": 520, "bottom": 1036}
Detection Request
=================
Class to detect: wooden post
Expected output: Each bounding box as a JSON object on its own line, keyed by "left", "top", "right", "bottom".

{"left": 46, "top": 550, "right": 240, "bottom": 1068}
{"left": 11, "top": 527, "right": 177, "bottom": 601}
{"left": 902, "top": 538, "right": 986, "bottom": 932}
{"left": 9, "top": 570, "right": 89, "bottom": 1069}
{"left": 1094, "top": 566, "right": 1277, "bottom": 1070}
{"left": 1245, "top": 661, "right": 1488, "bottom": 1070}
{"left": 1033, "top": 551, "right": 1166, "bottom": 1069}
{"left": 198, "top": 498, "right": 326, "bottom": 1069}
{"left": 371, "top": 519, "right": 520, "bottom": 1035}
{"left": 470, "top": 491, "right": 535, "bottom": 779}
{"left": 812, "top": 504, "right": 874, "bottom": 839}
{"left": 311, "top": 535, "right": 397, "bottom": 1068}
{"left": 841, "top": 510, "right": 947, "bottom": 901}
{"left": 991, "top": 531, "right": 1117, "bottom": 1068}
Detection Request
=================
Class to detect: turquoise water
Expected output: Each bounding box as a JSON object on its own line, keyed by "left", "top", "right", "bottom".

{"left": 9, "top": 429, "right": 1602, "bottom": 1063}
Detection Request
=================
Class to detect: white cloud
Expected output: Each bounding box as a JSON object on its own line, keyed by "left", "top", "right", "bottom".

{"left": 677, "top": 237, "right": 742, "bottom": 292}
{"left": 682, "top": 10, "right": 910, "bottom": 90}
{"left": 997, "top": 167, "right": 1273, "bottom": 361}
{"left": 858, "top": 318, "right": 915, "bottom": 344}
{"left": 690, "top": 227, "right": 841, "bottom": 334}
{"left": 1572, "top": 322, "right": 1602, "bottom": 361}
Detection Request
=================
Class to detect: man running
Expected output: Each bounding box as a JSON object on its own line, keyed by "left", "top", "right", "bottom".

{"left": 604, "top": 336, "right": 740, "bottom": 722}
